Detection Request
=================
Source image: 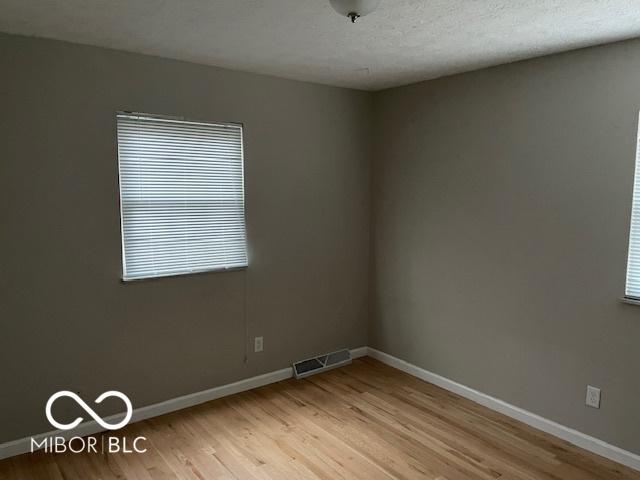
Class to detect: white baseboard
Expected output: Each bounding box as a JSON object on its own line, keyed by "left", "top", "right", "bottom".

{"left": 367, "top": 347, "right": 640, "bottom": 472}
{"left": 0, "top": 346, "right": 368, "bottom": 461}
{"left": 350, "top": 346, "right": 368, "bottom": 359}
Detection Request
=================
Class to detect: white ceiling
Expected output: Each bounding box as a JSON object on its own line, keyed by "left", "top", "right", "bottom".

{"left": 2, "top": 0, "right": 640, "bottom": 91}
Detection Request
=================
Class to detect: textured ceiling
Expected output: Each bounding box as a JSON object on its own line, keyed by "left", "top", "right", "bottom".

{"left": 1, "top": 0, "right": 640, "bottom": 91}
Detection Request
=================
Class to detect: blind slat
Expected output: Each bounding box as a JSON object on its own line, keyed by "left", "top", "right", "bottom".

{"left": 626, "top": 120, "right": 640, "bottom": 298}
{"left": 117, "top": 113, "right": 248, "bottom": 281}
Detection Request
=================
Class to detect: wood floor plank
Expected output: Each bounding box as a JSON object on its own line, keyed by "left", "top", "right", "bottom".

{"left": 0, "top": 358, "right": 638, "bottom": 480}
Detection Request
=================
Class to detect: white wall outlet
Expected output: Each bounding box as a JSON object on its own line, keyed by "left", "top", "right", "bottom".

{"left": 254, "top": 336, "right": 263, "bottom": 353}
{"left": 586, "top": 385, "right": 601, "bottom": 409}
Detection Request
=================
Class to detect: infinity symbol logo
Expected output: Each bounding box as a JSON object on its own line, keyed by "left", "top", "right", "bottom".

{"left": 45, "top": 391, "right": 133, "bottom": 431}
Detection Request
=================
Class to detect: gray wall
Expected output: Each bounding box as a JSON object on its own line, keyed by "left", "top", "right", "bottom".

{"left": 3, "top": 30, "right": 640, "bottom": 456}
{"left": 371, "top": 39, "right": 640, "bottom": 454}
{"left": 0, "top": 33, "right": 371, "bottom": 443}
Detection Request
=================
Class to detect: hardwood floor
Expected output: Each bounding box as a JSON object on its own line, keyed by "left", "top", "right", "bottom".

{"left": 1, "top": 357, "right": 637, "bottom": 480}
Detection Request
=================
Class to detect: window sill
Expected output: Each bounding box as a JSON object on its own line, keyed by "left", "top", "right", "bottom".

{"left": 121, "top": 265, "right": 247, "bottom": 283}
{"left": 619, "top": 296, "right": 640, "bottom": 306}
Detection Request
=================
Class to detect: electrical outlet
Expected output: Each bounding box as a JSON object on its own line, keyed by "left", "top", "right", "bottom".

{"left": 254, "top": 336, "right": 263, "bottom": 353}
{"left": 586, "top": 385, "right": 601, "bottom": 409}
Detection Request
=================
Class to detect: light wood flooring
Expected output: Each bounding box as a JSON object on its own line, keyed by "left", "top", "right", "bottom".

{"left": 0, "top": 357, "right": 638, "bottom": 479}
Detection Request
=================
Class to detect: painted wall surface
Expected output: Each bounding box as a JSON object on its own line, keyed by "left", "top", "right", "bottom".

{"left": 0, "top": 33, "right": 371, "bottom": 443}
{"left": 371, "top": 39, "right": 640, "bottom": 454}
{"left": 3, "top": 29, "right": 640, "bottom": 457}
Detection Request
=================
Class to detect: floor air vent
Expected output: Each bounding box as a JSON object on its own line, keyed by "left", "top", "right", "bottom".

{"left": 293, "top": 349, "right": 352, "bottom": 379}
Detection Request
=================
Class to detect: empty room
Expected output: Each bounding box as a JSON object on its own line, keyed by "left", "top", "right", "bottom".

{"left": 1, "top": 1, "right": 640, "bottom": 479}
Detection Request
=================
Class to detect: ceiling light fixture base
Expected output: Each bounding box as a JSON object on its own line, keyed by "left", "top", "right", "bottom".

{"left": 329, "top": 0, "right": 381, "bottom": 22}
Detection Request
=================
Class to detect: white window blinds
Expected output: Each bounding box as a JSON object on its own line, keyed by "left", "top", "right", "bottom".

{"left": 116, "top": 113, "right": 247, "bottom": 281}
{"left": 626, "top": 118, "right": 640, "bottom": 298}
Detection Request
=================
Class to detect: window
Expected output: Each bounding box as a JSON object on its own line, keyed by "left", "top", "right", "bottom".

{"left": 626, "top": 120, "right": 640, "bottom": 299}
{"left": 116, "top": 113, "right": 247, "bottom": 281}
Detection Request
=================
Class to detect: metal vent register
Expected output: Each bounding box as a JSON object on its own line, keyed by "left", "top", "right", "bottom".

{"left": 293, "top": 349, "right": 352, "bottom": 379}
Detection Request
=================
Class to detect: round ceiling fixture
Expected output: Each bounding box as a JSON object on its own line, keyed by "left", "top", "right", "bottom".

{"left": 329, "top": 0, "right": 381, "bottom": 23}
